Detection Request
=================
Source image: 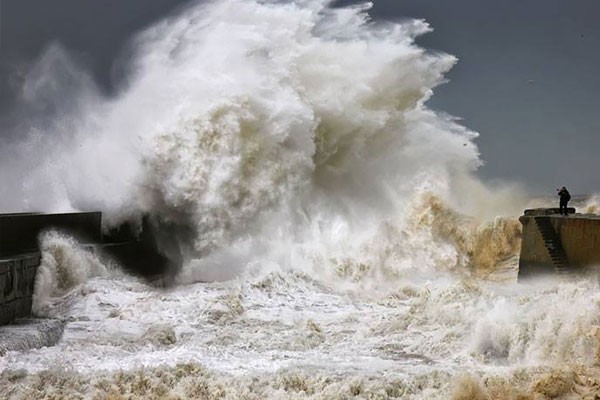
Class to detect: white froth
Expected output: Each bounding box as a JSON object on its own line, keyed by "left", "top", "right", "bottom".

{"left": 1, "top": 0, "right": 598, "bottom": 399}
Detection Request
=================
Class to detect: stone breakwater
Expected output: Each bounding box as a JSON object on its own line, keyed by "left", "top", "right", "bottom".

{"left": 518, "top": 207, "right": 600, "bottom": 279}
{"left": 0, "top": 253, "right": 40, "bottom": 325}
{"left": 0, "top": 212, "right": 101, "bottom": 325}
{"left": 0, "top": 212, "right": 173, "bottom": 326}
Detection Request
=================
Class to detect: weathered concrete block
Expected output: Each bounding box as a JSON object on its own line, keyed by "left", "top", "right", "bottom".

{"left": 0, "top": 262, "right": 15, "bottom": 302}
{"left": 14, "top": 264, "right": 25, "bottom": 299}
{"left": 0, "top": 253, "right": 41, "bottom": 325}
{"left": 13, "top": 298, "right": 32, "bottom": 318}
{"left": 0, "top": 304, "right": 16, "bottom": 326}
{"left": 26, "top": 265, "right": 37, "bottom": 294}
{"left": 0, "top": 273, "right": 9, "bottom": 300}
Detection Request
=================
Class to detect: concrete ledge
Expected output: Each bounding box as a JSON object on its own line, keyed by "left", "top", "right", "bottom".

{"left": 0, "top": 212, "right": 101, "bottom": 256}
{"left": 0, "top": 212, "right": 179, "bottom": 325}
{"left": 523, "top": 208, "right": 576, "bottom": 216}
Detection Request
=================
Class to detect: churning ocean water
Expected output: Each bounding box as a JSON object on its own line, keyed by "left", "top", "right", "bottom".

{"left": 2, "top": 1, "right": 600, "bottom": 398}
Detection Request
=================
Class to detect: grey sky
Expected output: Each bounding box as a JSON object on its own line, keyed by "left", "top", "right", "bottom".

{"left": 1, "top": 0, "right": 599, "bottom": 194}
{"left": 366, "top": 0, "right": 600, "bottom": 195}
{"left": 0, "top": 0, "right": 189, "bottom": 105}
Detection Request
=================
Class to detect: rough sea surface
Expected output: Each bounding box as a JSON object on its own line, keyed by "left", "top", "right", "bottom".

{"left": 2, "top": 1, "right": 600, "bottom": 398}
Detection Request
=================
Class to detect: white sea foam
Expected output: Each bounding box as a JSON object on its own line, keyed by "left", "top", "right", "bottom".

{"left": 1, "top": 0, "right": 599, "bottom": 398}
{"left": 31, "top": 231, "right": 111, "bottom": 317}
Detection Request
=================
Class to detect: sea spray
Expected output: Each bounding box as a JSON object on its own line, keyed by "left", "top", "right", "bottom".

{"left": 33, "top": 231, "right": 109, "bottom": 317}
{"left": 1, "top": 1, "right": 598, "bottom": 399}
{"left": 0, "top": 0, "right": 495, "bottom": 273}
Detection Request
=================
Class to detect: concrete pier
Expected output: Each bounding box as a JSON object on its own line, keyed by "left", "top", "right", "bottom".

{"left": 517, "top": 207, "right": 600, "bottom": 279}
{"left": 0, "top": 212, "right": 102, "bottom": 325}
{"left": 0, "top": 212, "right": 102, "bottom": 256}
{"left": 0, "top": 212, "right": 174, "bottom": 325}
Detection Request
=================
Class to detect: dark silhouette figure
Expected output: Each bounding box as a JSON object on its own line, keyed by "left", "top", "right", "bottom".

{"left": 557, "top": 186, "right": 571, "bottom": 215}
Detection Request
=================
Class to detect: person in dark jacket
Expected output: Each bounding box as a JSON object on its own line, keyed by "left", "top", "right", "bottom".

{"left": 557, "top": 186, "right": 571, "bottom": 215}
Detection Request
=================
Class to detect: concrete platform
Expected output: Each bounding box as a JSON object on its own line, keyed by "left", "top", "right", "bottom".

{"left": 518, "top": 208, "right": 600, "bottom": 280}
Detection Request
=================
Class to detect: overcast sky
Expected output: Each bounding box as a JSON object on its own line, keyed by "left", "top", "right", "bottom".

{"left": 1, "top": 0, "right": 599, "bottom": 194}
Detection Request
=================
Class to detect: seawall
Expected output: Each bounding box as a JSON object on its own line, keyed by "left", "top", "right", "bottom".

{"left": 0, "top": 253, "right": 40, "bottom": 325}
{"left": 0, "top": 212, "right": 102, "bottom": 325}
{"left": 518, "top": 208, "right": 600, "bottom": 279}
{"left": 0, "top": 212, "right": 174, "bottom": 326}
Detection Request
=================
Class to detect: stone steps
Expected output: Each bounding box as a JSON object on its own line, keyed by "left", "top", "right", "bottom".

{"left": 534, "top": 216, "right": 570, "bottom": 274}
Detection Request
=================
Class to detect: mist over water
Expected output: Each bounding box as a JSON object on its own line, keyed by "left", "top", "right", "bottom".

{"left": 1, "top": 1, "right": 600, "bottom": 399}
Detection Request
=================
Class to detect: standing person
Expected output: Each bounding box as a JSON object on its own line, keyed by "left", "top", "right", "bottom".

{"left": 557, "top": 186, "right": 571, "bottom": 215}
